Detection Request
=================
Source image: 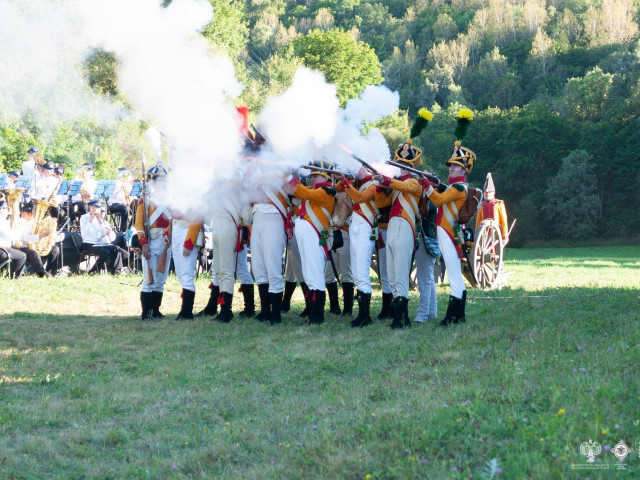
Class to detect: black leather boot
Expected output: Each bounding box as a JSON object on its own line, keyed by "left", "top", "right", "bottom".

{"left": 377, "top": 292, "right": 393, "bottom": 320}
{"left": 390, "top": 297, "right": 409, "bottom": 329}
{"left": 269, "top": 292, "right": 283, "bottom": 326}
{"left": 215, "top": 291, "right": 234, "bottom": 323}
{"left": 238, "top": 284, "right": 255, "bottom": 318}
{"left": 255, "top": 283, "right": 270, "bottom": 322}
{"left": 196, "top": 284, "right": 219, "bottom": 317}
{"left": 140, "top": 291, "right": 154, "bottom": 321}
{"left": 281, "top": 281, "right": 297, "bottom": 313}
{"left": 439, "top": 295, "right": 458, "bottom": 327}
{"left": 342, "top": 282, "right": 354, "bottom": 317}
{"left": 151, "top": 291, "right": 165, "bottom": 319}
{"left": 298, "top": 282, "right": 311, "bottom": 317}
{"left": 326, "top": 281, "right": 341, "bottom": 315}
{"left": 308, "top": 290, "right": 326, "bottom": 324}
{"left": 454, "top": 290, "right": 467, "bottom": 324}
{"left": 174, "top": 289, "right": 195, "bottom": 321}
{"left": 350, "top": 291, "right": 372, "bottom": 328}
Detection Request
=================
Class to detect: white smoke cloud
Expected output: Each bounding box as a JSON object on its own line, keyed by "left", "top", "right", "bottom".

{"left": 79, "top": 0, "right": 244, "bottom": 217}
{"left": 257, "top": 74, "right": 399, "bottom": 175}
{"left": 0, "top": 0, "right": 124, "bottom": 131}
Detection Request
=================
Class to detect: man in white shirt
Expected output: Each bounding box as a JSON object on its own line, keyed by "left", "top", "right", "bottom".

{"left": 21, "top": 147, "right": 39, "bottom": 180}
{"left": 0, "top": 200, "right": 27, "bottom": 278}
{"left": 108, "top": 167, "right": 132, "bottom": 232}
{"left": 79, "top": 200, "right": 126, "bottom": 274}
{"left": 31, "top": 162, "right": 59, "bottom": 201}
{"left": 4, "top": 171, "right": 20, "bottom": 190}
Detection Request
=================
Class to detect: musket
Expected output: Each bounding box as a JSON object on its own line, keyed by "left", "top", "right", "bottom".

{"left": 503, "top": 219, "right": 517, "bottom": 247}
{"left": 141, "top": 148, "right": 154, "bottom": 285}
{"left": 346, "top": 150, "right": 381, "bottom": 175}
{"left": 385, "top": 160, "right": 444, "bottom": 187}
{"left": 299, "top": 165, "right": 350, "bottom": 176}
{"left": 156, "top": 221, "right": 172, "bottom": 274}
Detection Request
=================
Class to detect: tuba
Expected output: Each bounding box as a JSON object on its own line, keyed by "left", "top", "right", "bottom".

{"left": 1, "top": 188, "right": 24, "bottom": 248}
{"left": 29, "top": 198, "right": 58, "bottom": 257}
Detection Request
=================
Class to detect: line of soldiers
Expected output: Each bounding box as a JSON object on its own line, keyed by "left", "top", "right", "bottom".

{"left": 132, "top": 126, "right": 487, "bottom": 329}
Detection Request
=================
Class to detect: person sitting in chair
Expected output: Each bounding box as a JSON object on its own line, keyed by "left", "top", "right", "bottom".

{"left": 79, "top": 199, "right": 127, "bottom": 274}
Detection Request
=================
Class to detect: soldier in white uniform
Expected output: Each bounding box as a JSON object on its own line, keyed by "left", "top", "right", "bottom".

{"left": 171, "top": 211, "right": 202, "bottom": 321}
{"left": 251, "top": 170, "right": 290, "bottom": 325}
{"left": 135, "top": 164, "right": 171, "bottom": 321}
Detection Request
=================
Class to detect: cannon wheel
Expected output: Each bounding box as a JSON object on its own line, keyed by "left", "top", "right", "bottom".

{"left": 472, "top": 219, "right": 504, "bottom": 289}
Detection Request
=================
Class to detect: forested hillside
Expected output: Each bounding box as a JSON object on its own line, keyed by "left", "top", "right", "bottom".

{"left": 2, "top": 0, "right": 639, "bottom": 244}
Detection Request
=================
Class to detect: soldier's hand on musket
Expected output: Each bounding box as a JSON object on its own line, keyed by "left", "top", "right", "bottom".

{"left": 419, "top": 177, "right": 431, "bottom": 190}
{"left": 373, "top": 174, "right": 384, "bottom": 183}
{"left": 163, "top": 235, "right": 171, "bottom": 247}
{"left": 334, "top": 173, "right": 345, "bottom": 182}
{"left": 142, "top": 243, "right": 151, "bottom": 259}
{"left": 182, "top": 247, "right": 190, "bottom": 257}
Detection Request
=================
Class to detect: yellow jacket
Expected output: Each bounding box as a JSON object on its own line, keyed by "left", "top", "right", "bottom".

{"left": 135, "top": 199, "right": 170, "bottom": 246}
{"left": 424, "top": 181, "right": 468, "bottom": 240}
{"left": 287, "top": 177, "right": 335, "bottom": 234}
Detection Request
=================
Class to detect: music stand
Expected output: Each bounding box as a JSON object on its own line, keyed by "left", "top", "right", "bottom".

{"left": 67, "top": 181, "right": 84, "bottom": 230}
{"left": 57, "top": 180, "right": 70, "bottom": 196}
{"left": 16, "top": 176, "right": 32, "bottom": 191}
{"left": 130, "top": 182, "right": 142, "bottom": 197}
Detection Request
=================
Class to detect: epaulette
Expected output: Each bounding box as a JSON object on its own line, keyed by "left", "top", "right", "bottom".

{"left": 321, "top": 186, "right": 337, "bottom": 196}
{"left": 451, "top": 183, "right": 466, "bottom": 192}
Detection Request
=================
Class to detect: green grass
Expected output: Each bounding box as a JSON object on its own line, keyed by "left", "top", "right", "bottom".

{"left": 1, "top": 246, "right": 639, "bottom": 479}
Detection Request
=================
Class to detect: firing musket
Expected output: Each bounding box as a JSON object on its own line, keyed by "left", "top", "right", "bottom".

{"left": 299, "top": 165, "right": 351, "bottom": 177}
{"left": 141, "top": 148, "right": 154, "bottom": 285}
{"left": 339, "top": 144, "right": 381, "bottom": 175}
{"left": 385, "top": 160, "right": 445, "bottom": 189}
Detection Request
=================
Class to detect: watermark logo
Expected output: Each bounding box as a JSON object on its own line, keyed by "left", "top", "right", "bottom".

{"left": 580, "top": 439, "right": 602, "bottom": 463}
{"left": 572, "top": 440, "right": 609, "bottom": 470}
{"left": 612, "top": 441, "right": 630, "bottom": 469}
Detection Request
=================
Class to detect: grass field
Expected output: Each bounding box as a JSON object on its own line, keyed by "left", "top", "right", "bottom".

{"left": 1, "top": 246, "right": 639, "bottom": 479}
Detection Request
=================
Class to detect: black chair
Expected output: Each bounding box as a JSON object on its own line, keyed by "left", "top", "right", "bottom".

{"left": 70, "top": 232, "right": 105, "bottom": 274}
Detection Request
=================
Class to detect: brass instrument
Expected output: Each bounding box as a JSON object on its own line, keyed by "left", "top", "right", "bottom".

{"left": 117, "top": 168, "right": 134, "bottom": 206}
{"left": 1, "top": 188, "right": 24, "bottom": 248}
{"left": 29, "top": 198, "right": 58, "bottom": 257}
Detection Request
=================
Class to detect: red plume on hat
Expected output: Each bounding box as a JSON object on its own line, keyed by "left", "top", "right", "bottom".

{"left": 235, "top": 106, "right": 250, "bottom": 136}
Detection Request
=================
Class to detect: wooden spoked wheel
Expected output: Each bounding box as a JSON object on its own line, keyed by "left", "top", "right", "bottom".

{"left": 472, "top": 219, "right": 504, "bottom": 289}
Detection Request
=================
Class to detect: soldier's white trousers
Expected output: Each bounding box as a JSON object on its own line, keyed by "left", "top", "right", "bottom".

{"left": 349, "top": 214, "right": 375, "bottom": 293}
{"left": 438, "top": 226, "right": 465, "bottom": 299}
{"left": 284, "top": 228, "right": 304, "bottom": 283}
{"left": 414, "top": 233, "right": 437, "bottom": 321}
{"left": 375, "top": 227, "right": 391, "bottom": 294}
{"left": 172, "top": 224, "right": 199, "bottom": 291}
{"left": 325, "top": 229, "right": 353, "bottom": 284}
{"left": 294, "top": 219, "right": 327, "bottom": 291}
{"left": 141, "top": 234, "right": 170, "bottom": 293}
{"left": 212, "top": 215, "right": 238, "bottom": 294}
{"left": 386, "top": 217, "right": 415, "bottom": 298}
{"left": 251, "top": 211, "right": 285, "bottom": 293}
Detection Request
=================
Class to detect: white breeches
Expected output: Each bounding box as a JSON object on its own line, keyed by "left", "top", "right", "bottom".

{"left": 438, "top": 226, "right": 465, "bottom": 299}
{"left": 349, "top": 214, "right": 375, "bottom": 293}
{"left": 386, "top": 217, "right": 415, "bottom": 298}
{"left": 171, "top": 224, "right": 199, "bottom": 291}
{"left": 294, "top": 219, "right": 327, "bottom": 291}
{"left": 141, "top": 234, "right": 170, "bottom": 293}
{"left": 375, "top": 227, "right": 391, "bottom": 294}
{"left": 414, "top": 233, "right": 437, "bottom": 320}
{"left": 284, "top": 228, "right": 304, "bottom": 283}
{"left": 251, "top": 211, "right": 286, "bottom": 293}
{"left": 212, "top": 216, "right": 238, "bottom": 294}
{"left": 324, "top": 229, "right": 353, "bottom": 284}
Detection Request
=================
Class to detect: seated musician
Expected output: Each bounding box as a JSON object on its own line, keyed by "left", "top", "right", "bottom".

{"left": 107, "top": 167, "right": 133, "bottom": 232}
{"left": 79, "top": 199, "right": 127, "bottom": 274}
{"left": 17, "top": 202, "right": 59, "bottom": 278}
{"left": 70, "top": 164, "right": 97, "bottom": 224}
{"left": 5, "top": 170, "right": 20, "bottom": 189}
{"left": 0, "top": 199, "right": 27, "bottom": 278}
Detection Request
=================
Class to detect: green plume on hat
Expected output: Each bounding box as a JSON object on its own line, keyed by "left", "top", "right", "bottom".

{"left": 454, "top": 108, "right": 473, "bottom": 140}
{"left": 409, "top": 108, "right": 433, "bottom": 139}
